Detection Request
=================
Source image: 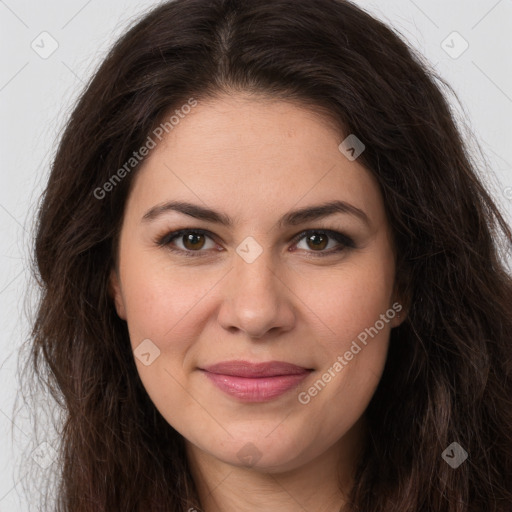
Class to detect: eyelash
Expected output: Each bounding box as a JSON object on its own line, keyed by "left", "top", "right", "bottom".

{"left": 155, "top": 228, "right": 356, "bottom": 258}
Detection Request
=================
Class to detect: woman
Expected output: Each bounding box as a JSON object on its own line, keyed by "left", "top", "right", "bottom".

{"left": 22, "top": 0, "right": 512, "bottom": 510}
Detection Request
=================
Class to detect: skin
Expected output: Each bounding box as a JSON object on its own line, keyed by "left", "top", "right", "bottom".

{"left": 110, "top": 93, "right": 406, "bottom": 512}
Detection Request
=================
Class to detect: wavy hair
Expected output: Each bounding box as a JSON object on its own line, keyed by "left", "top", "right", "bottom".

{"left": 18, "top": 0, "right": 512, "bottom": 510}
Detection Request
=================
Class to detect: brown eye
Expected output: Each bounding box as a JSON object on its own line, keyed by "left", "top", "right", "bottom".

{"left": 157, "top": 228, "right": 355, "bottom": 259}
{"left": 157, "top": 229, "right": 217, "bottom": 255}
{"left": 304, "top": 232, "right": 329, "bottom": 251}
{"left": 182, "top": 232, "right": 206, "bottom": 251}
{"left": 292, "top": 229, "right": 355, "bottom": 257}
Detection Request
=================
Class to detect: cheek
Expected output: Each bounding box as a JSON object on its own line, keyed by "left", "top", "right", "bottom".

{"left": 118, "top": 248, "right": 214, "bottom": 346}
{"left": 303, "top": 255, "right": 396, "bottom": 345}
{"left": 294, "top": 262, "right": 395, "bottom": 438}
{"left": 118, "top": 256, "right": 207, "bottom": 428}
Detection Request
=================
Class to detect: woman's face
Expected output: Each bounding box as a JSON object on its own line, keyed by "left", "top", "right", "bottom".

{"left": 110, "top": 93, "right": 403, "bottom": 473}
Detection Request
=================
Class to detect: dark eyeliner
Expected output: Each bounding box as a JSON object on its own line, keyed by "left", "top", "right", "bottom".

{"left": 155, "top": 228, "right": 356, "bottom": 257}
{"left": 289, "top": 229, "right": 356, "bottom": 257}
{"left": 155, "top": 228, "right": 213, "bottom": 248}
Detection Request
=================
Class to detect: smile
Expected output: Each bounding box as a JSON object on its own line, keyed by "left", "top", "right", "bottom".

{"left": 199, "top": 360, "right": 313, "bottom": 402}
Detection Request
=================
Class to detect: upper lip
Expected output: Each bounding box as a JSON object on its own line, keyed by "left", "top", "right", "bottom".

{"left": 200, "top": 360, "right": 312, "bottom": 378}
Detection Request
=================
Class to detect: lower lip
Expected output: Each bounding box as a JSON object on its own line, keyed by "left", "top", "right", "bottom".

{"left": 201, "top": 370, "right": 311, "bottom": 402}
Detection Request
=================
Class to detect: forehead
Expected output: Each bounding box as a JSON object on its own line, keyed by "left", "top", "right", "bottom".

{"left": 124, "top": 94, "right": 386, "bottom": 230}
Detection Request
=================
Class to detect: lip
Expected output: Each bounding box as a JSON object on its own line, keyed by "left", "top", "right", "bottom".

{"left": 200, "top": 360, "right": 313, "bottom": 402}
{"left": 202, "top": 360, "right": 312, "bottom": 377}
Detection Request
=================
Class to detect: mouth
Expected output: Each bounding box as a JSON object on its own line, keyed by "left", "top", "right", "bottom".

{"left": 199, "top": 360, "right": 314, "bottom": 402}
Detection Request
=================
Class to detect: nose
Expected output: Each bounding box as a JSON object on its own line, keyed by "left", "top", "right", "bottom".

{"left": 216, "top": 248, "right": 296, "bottom": 339}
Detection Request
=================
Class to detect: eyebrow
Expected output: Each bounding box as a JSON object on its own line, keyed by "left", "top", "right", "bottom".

{"left": 142, "top": 199, "right": 370, "bottom": 228}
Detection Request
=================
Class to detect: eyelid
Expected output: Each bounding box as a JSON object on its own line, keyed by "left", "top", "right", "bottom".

{"left": 156, "top": 228, "right": 217, "bottom": 249}
{"left": 290, "top": 229, "right": 355, "bottom": 251}
{"left": 155, "top": 227, "right": 356, "bottom": 257}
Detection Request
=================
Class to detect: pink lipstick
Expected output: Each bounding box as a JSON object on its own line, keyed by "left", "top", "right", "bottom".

{"left": 200, "top": 360, "right": 312, "bottom": 402}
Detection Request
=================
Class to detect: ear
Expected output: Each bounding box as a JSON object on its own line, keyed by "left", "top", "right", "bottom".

{"left": 389, "top": 298, "right": 408, "bottom": 328}
{"left": 389, "top": 279, "right": 411, "bottom": 328}
{"left": 108, "top": 267, "right": 127, "bottom": 320}
{"left": 388, "top": 261, "right": 413, "bottom": 328}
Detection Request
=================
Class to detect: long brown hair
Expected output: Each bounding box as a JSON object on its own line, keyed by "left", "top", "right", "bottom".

{"left": 17, "top": 0, "right": 512, "bottom": 510}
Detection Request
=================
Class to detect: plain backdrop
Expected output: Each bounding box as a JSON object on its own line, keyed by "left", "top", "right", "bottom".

{"left": 0, "top": 0, "right": 511, "bottom": 509}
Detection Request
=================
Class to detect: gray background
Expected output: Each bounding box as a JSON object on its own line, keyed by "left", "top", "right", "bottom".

{"left": 1, "top": 0, "right": 511, "bottom": 509}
